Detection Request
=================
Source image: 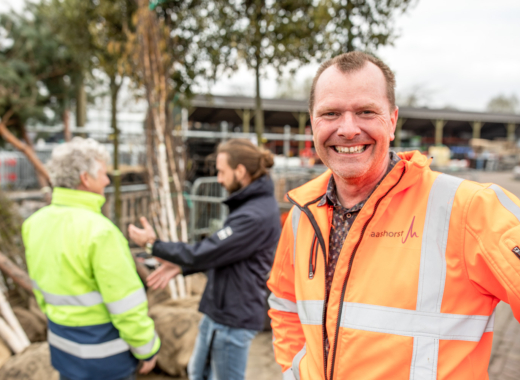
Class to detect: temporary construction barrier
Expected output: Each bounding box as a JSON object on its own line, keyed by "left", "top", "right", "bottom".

{"left": 0, "top": 152, "right": 39, "bottom": 190}
{"left": 188, "top": 177, "right": 227, "bottom": 242}
{"left": 186, "top": 169, "right": 329, "bottom": 242}
{"left": 270, "top": 166, "right": 327, "bottom": 204}
{"left": 102, "top": 184, "right": 151, "bottom": 239}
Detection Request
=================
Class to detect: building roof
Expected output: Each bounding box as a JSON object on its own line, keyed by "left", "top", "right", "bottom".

{"left": 190, "top": 94, "right": 520, "bottom": 124}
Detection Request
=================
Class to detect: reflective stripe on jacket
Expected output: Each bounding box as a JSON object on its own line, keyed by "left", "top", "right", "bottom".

{"left": 23, "top": 188, "right": 160, "bottom": 380}
{"left": 267, "top": 150, "right": 520, "bottom": 380}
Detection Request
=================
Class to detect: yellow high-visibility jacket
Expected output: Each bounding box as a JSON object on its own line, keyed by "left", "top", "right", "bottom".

{"left": 23, "top": 187, "right": 160, "bottom": 380}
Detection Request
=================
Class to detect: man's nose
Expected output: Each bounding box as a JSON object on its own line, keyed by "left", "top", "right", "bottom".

{"left": 336, "top": 112, "right": 361, "bottom": 139}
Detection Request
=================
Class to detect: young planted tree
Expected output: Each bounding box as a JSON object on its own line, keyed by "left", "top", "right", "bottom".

{"left": 87, "top": 0, "right": 138, "bottom": 228}
{"left": 41, "top": 0, "right": 95, "bottom": 130}
{"left": 199, "top": 0, "right": 321, "bottom": 143}
{"left": 0, "top": 4, "right": 85, "bottom": 190}
{"left": 314, "top": 0, "right": 415, "bottom": 53}
{"left": 131, "top": 0, "right": 199, "bottom": 298}
{"left": 195, "top": 0, "right": 415, "bottom": 143}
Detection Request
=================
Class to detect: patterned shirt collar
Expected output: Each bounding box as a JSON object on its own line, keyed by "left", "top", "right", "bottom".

{"left": 317, "top": 151, "right": 401, "bottom": 210}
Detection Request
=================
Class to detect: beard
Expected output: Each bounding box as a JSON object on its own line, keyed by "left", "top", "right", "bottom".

{"left": 224, "top": 174, "right": 243, "bottom": 194}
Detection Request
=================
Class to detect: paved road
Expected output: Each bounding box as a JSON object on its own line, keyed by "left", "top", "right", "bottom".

{"left": 470, "top": 172, "right": 520, "bottom": 380}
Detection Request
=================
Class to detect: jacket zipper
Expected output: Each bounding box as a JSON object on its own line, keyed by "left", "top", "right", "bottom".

{"left": 328, "top": 167, "right": 406, "bottom": 380}
{"left": 287, "top": 194, "right": 329, "bottom": 380}
{"left": 309, "top": 234, "right": 319, "bottom": 279}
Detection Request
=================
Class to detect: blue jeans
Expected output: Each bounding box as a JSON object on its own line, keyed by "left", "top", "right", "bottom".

{"left": 60, "top": 375, "right": 135, "bottom": 380}
{"left": 188, "top": 315, "right": 257, "bottom": 380}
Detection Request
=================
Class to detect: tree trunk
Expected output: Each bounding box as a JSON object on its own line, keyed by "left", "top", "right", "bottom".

{"left": 345, "top": 3, "right": 354, "bottom": 52}
{"left": 76, "top": 75, "right": 87, "bottom": 128}
{"left": 0, "top": 317, "right": 24, "bottom": 354}
{"left": 136, "top": 1, "right": 188, "bottom": 298}
{"left": 0, "top": 290, "right": 30, "bottom": 349}
{"left": 254, "top": 56, "right": 264, "bottom": 146}
{"left": 0, "top": 111, "right": 50, "bottom": 185}
{"left": 110, "top": 75, "right": 122, "bottom": 229}
{"left": 0, "top": 251, "right": 33, "bottom": 293}
{"left": 63, "top": 108, "right": 72, "bottom": 142}
{"left": 144, "top": 112, "right": 167, "bottom": 240}
{"left": 21, "top": 126, "right": 51, "bottom": 202}
{"left": 165, "top": 106, "right": 188, "bottom": 242}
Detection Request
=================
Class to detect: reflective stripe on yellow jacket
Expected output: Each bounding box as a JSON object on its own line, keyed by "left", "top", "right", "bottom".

{"left": 23, "top": 188, "right": 160, "bottom": 380}
{"left": 267, "top": 150, "right": 520, "bottom": 380}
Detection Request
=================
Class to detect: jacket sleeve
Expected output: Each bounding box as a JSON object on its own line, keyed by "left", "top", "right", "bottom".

{"left": 464, "top": 185, "right": 520, "bottom": 320}
{"left": 153, "top": 212, "right": 273, "bottom": 275}
{"left": 91, "top": 227, "right": 160, "bottom": 360}
{"left": 267, "top": 207, "right": 305, "bottom": 378}
{"left": 21, "top": 221, "right": 47, "bottom": 313}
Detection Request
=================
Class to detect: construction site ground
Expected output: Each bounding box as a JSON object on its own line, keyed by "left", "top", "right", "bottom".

{"left": 137, "top": 170, "right": 520, "bottom": 380}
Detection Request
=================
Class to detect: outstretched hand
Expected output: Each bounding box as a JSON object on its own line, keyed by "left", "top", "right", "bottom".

{"left": 128, "top": 217, "right": 157, "bottom": 247}
{"left": 147, "top": 257, "right": 182, "bottom": 290}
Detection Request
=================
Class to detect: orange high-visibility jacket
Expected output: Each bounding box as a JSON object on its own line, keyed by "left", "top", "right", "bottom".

{"left": 268, "top": 151, "right": 520, "bottom": 380}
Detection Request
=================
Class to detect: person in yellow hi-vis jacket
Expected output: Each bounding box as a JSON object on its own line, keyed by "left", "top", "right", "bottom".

{"left": 22, "top": 137, "right": 160, "bottom": 380}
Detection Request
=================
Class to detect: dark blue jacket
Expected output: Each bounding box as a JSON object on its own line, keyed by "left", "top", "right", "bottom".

{"left": 153, "top": 175, "right": 281, "bottom": 331}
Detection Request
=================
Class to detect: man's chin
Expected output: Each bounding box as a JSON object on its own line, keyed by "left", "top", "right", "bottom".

{"left": 225, "top": 183, "right": 242, "bottom": 194}
{"left": 330, "top": 163, "right": 370, "bottom": 181}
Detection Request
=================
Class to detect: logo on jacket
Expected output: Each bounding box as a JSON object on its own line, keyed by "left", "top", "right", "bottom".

{"left": 369, "top": 216, "right": 419, "bottom": 244}
{"left": 401, "top": 216, "right": 419, "bottom": 244}
{"left": 217, "top": 226, "right": 233, "bottom": 240}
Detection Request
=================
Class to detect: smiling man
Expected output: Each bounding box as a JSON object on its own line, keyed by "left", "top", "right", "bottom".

{"left": 268, "top": 51, "right": 520, "bottom": 380}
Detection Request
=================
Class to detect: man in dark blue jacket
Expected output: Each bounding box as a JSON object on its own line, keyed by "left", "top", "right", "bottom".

{"left": 129, "top": 139, "right": 281, "bottom": 380}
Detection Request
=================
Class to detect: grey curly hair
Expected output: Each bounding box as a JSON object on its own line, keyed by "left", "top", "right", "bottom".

{"left": 47, "top": 137, "right": 110, "bottom": 189}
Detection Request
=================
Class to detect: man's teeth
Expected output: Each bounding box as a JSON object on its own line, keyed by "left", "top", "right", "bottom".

{"left": 335, "top": 145, "right": 366, "bottom": 154}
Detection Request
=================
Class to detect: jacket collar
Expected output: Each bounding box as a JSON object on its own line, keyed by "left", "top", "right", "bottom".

{"left": 51, "top": 187, "right": 106, "bottom": 213}
{"left": 223, "top": 175, "right": 274, "bottom": 212}
{"left": 287, "top": 150, "right": 430, "bottom": 208}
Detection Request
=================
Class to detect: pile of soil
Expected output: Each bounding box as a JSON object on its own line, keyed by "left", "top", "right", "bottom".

{"left": 188, "top": 273, "right": 207, "bottom": 297}
{"left": 149, "top": 297, "right": 202, "bottom": 377}
{"left": 0, "top": 342, "right": 58, "bottom": 380}
{"left": 0, "top": 340, "right": 10, "bottom": 369}
{"left": 13, "top": 302, "right": 47, "bottom": 343}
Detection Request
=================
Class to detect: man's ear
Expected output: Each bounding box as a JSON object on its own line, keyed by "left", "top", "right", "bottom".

{"left": 78, "top": 171, "right": 90, "bottom": 189}
{"left": 235, "top": 163, "right": 247, "bottom": 181}
{"left": 389, "top": 106, "right": 399, "bottom": 141}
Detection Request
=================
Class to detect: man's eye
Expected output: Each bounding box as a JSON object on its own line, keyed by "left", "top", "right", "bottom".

{"left": 361, "top": 110, "right": 374, "bottom": 115}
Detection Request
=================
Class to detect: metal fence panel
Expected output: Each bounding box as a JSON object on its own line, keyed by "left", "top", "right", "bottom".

{"left": 0, "top": 152, "right": 39, "bottom": 190}
{"left": 188, "top": 177, "right": 227, "bottom": 242}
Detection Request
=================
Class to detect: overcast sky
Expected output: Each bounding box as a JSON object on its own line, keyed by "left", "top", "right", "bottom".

{"left": 207, "top": 0, "right": 520, "bottom": 112}
{"left": 2, "top": 0, "right": 519, "bottom": 112}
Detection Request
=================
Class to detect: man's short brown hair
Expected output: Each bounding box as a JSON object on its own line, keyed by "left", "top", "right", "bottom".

{"left": 309, "top": 51, "right": 396, "bottom": 113}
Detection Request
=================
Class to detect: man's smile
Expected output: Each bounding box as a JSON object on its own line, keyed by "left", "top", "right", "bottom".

{"left": 333, "top": 144, "right": 368, "bottom": 154}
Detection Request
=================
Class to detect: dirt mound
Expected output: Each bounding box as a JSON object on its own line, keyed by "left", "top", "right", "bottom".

{"left": 0, "top": 339, "right": 10, "bottom": 369}
{"left": 0, "top": 342, "right": 58, "bottom": 380}
{"left": 149, "top": 297, "right": 202, "bottom": 377}
{"left": 147, "top": 285, "right": 172, "bottom": 309}
{"left": 13, "top": 307, "right": 46, "bottom": 343}
{"left": 188, "top": 273, "right": 207, "bottom": 297}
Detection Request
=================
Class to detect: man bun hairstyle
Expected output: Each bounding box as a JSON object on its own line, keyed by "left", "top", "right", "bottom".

{"left": 309, "top": 51, "right": 396, "bottom": 113}
{"left": 217, "top": 139, "right": 274, "bottom": 181}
